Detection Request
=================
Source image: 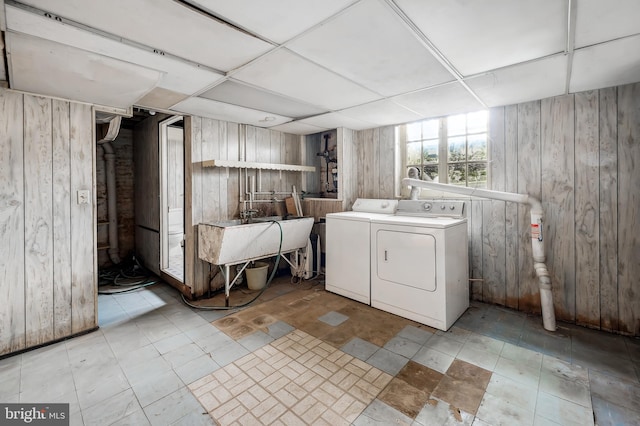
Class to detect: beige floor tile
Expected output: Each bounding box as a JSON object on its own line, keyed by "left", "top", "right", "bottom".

{"left": 278, "top": 410, "right": 307, "bottom": 426}
{"left": 259, "top": 401, "right": 287, "bottom": 424}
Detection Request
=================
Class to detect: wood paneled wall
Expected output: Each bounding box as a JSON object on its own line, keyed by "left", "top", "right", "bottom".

{"left": 470, "top": 83, "right": 639, "bottom": 335}
{"left": 185, "top": 118, "right": 303, "bottom": 297}
{"left": 355, "top": 126, "right": 396, "bottom": 200}
{"left": 342, "top": 84, "right": 638, "bottom": 335}
{"left": 0, "top": 89, "right": 96, "bottom": 356}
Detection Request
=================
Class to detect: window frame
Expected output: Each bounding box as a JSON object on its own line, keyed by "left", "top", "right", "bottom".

{"left": 399, "top": 111, "right": 490, "bottom": 197}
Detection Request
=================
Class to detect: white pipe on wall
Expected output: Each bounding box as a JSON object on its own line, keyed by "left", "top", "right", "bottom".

{"left": 402, "top": 178, "right": 556, "bottom": 331}
{"left": 98, "top": 116, "right": 122, "bottom": 265}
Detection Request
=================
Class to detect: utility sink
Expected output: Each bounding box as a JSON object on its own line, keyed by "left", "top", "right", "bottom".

{"left": 198, "top": 216, "right": 314, "bottom": 265}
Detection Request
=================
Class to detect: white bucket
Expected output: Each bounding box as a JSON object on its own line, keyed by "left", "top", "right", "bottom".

{"left": 246, "top": 262, "right": 269, "bottom": 290}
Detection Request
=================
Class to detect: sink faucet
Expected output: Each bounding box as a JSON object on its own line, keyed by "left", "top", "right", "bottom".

{"left": 240, "top": 209, "right": 259, "bottom": 223}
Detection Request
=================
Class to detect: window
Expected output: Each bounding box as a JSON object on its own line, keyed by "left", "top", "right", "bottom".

{"left": 404, "top": 110, "right": 488, "bottom": 189}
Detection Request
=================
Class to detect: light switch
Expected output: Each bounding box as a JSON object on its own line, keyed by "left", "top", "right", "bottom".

{"left": 77, "top": 190, "right": 90, "bottom": 205}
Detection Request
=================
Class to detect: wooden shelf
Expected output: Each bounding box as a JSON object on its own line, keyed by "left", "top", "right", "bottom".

{"left": 200, "top": 159, "right": 316, "bottom": 172}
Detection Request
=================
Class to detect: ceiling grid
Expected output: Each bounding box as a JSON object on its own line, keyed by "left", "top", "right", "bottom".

{"left": 2, "top": 0, "right": 639, "bottom": 134}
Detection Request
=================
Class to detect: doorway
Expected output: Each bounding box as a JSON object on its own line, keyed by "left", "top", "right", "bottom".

{"left": 160, "top": 116, "right": 185, "bottom": 282}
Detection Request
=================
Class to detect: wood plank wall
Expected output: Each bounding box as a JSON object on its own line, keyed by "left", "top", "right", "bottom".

{"left": 474, "top": 83, "right": 639, "bottom": 335}
{"left": 355, "top": 126, "right": 396, "bottom": 200}
{"left": 0, "top": 89, "right": 96, "bottom": 356}
{"left": 185, "top": 117, "right": 303, "bottom": 297}
{"left": 338, "top": 83, "right": 638, "bottom": 335}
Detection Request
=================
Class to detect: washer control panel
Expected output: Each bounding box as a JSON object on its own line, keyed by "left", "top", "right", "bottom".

{"left": 397, "top": 200, "right": 465, "bottom": 218}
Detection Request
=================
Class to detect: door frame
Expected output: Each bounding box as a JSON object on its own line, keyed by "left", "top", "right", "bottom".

{"left": 159, "top": 115, "right": 184, "bottom": 282}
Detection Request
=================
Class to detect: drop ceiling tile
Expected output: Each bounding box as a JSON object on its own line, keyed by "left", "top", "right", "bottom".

{"left": 339, "top": 99, "right": 422, "bottom": 127}
{"left": 299, "top": 112, "right": 377, "bottom": 131}
{"left": 5, "top": 5, "right": 224, "bottom": 95}
{"left": 575, "top": 0, "right": 640, "bottom": 48}
{"left": 200, "top": 80, "right": 328, "bottom": 118}
{"left": 270, "top": 121, "right": 329, "bottom": 135}
{"left": 170, "top": 97, "right": 292, "bottom": 128}
{"left": 287, "top": 0, "right": 455, "bottom": 96}
{"left": 16, "top": 0, "right": 274, "bottom": 71}
{"left": 465, "top": 55, "right": 567, "bottom": 107}
{"left": 393, "top": 82, "right": 485, "bottom": 119}
{"left": 570, "top": 34, "right": 640, "bottom": 93}
{"left": 136, "top": 88, "right": 189, "bottom": 110}
{"left": 185, "top": 0, "right": 356, "bottom": 44}
{"left": 6, "top": 33, "right": 161, "bottom": 109}
{"left": 395, "top": 0, "right": 566, "bottom": 76}
{"left": 232, "top": 48, "right": 381, "bottom": 110}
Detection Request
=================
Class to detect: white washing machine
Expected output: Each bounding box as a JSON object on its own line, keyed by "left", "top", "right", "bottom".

{"left": 325, "top": 199, "right": 398, "bottom": 304}
{"left": 370, "top": 200, "right": 468, "bottom": 331}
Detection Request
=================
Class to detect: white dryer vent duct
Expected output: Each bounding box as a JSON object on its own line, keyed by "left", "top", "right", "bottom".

{"left": 98, "top": 116, "right": 122, "bottom": 265}
{"left": 402, "top": 178, "right": 556, "bottom": 332}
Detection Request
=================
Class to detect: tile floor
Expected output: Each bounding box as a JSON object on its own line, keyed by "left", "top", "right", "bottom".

{"left": 0, "top": 276, "right": 639, "bottom": 426}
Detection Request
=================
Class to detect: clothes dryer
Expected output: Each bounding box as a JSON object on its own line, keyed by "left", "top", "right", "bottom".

{"left": 370, "top": 200, "right": 468, "bottom": 330}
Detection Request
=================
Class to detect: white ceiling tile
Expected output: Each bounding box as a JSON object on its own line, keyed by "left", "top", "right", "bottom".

{"left": 185, "top": 0, "right": 355, "bottom": 44}
{"left": 200, "top": 80, "right": 328, "bottom": 118}
{"left": 465, "top": 55, "right": 567, "bottom": 107}
{"left": 5, "top": 5, "right": 224, "bottom": 96}
{"left": 395, "top": 0, "right": 567, "bottom": 76}
{"left": 393, "top": 82, "right": 485, "bottom": 119}
{"left": 170, "top": 97, "right": 292, "bottom": 128}
{"left": 570, "top": 35, "right": 640, "bottom": 93}
{"left": 136, "top": 88, "right": 189, "bottom": 110}
{"left": 339, "top": 99, "right": 422, "bottom": 127}
{"left": 575, "top": 0, "right": 640, "bottom": 48}
{"left": 6, "top": 33, "right": 161, "bottom": 109}
{"left": 287, "top": 0, "right": 455, "bottom": 96}
{"left": 232, "top": 48, "right": 381, "bottom": 110}
{"left": 270, "top": 121, "right": 329, "bottom": 135}
{"left": 15, "top": 0, "right": 273, "bottom": 71}
{"left": 299, "top": 112, "right": 377, "bottom": 131}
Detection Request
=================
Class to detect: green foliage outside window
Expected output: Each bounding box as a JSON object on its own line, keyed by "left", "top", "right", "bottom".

{"left": 405, "top": 111, "right": 488, "bottom": 188}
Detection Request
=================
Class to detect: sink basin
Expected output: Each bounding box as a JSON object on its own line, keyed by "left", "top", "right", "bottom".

{"left": 198, "top": 216, "right": 314, "bottom": 265}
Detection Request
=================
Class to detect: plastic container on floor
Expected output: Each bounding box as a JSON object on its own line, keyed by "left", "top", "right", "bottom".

{"left": 246, "top": 262, "right": 269, "bottom": 290}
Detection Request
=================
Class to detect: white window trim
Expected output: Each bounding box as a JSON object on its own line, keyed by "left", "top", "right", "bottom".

{"left": 396, "top": 112, "right": 489, "bottom": 200}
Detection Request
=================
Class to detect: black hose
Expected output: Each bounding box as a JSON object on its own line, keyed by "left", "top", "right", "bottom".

{"left": 98, "top": 254, "right": 158, "bottom": 294}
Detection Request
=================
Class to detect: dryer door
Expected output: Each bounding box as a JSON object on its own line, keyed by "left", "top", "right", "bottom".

{"left": 375, "top": 229, "right": 436, "bottom": 291}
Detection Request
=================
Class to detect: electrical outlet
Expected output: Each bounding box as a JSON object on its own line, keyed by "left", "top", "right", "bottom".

{"left": 77, "top": 190, "right": 90, "bottom": 205}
